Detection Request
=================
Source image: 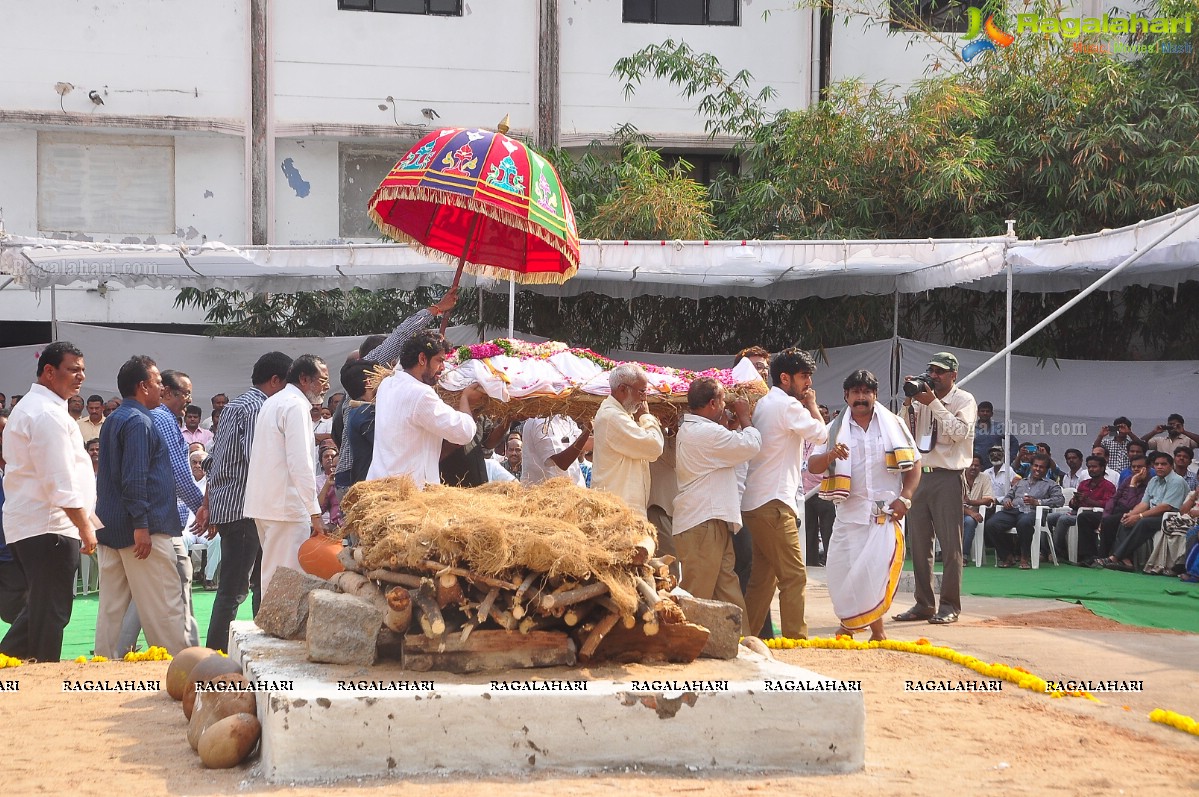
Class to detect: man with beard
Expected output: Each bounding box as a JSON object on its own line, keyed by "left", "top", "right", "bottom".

{"left": 808, "top": 369, "right": 919, "bottom": 641}
{"left": 367, "top": 330, "right": 485, "bottom": 488}
{"left": 244, "top": 355, "right": 331, "bottom": 593}
{"left": 592, "top": 363, "right": 665, "bottom": 518}
{"left": 741, "top": 348, "right": 827, "bottom": 639}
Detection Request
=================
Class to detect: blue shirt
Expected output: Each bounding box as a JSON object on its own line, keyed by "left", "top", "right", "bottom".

{"left": 151, "top": 405, "right": 204, "bottom": 528}
{"left": 96, "top": 398, "right": 182, "bottom": 548}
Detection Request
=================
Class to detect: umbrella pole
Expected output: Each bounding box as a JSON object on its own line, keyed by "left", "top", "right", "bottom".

{"left": 439, "top": 215, "right": 481, "bottom": 335}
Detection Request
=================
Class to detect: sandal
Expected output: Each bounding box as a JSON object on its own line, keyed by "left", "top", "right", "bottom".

{"left": 1019, "top": 561, "right": 1032, "bottom": 570}
{"left": 1180, "top": 574, "right": 1199, "bottom": 583}
{"left": 835, "top": 626, "right": 855, "bottom": 638}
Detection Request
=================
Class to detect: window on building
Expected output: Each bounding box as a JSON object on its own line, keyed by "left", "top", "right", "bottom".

{"left": 339, "top": 144, "right": 416, "bottom": 239}
{"left": 623, "top": 0, "right": 739, "bottom": 26}
{"left": 889, "top": 0, "right": 986, "bottom": 32}
{"left": 37, "top": 132, "right": 175, "bottom": 235}
{"left": 338, "top": 0, "right": 462, "bottom": 15}
{"left": 659, "top": 151, "right": 740, "bottom": 186}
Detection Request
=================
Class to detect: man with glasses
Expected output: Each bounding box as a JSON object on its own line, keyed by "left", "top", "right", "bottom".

{"left": 894, "top": 352, "right": 976, "bottom": 625}
{"left": 244, "top": 355, "right": 331, "bottom": 593}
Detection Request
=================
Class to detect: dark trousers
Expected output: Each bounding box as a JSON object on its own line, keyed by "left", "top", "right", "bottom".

{"left": 1075, "top": 511, "right": 1114, "bottom": 561}
{"left": 908, "top": 469, "right": 964, "bottom": 614}
{"left": 205, "top": 518, "right": 262, "bottom": 651}
{"left": 0, "top": 534, "right": 80, "bottom": 662}
{"left": 730, "top": 527, "right": 771, "bottom": 637}
{"left": 1111, "top": 516, "right": 1164, "bottom": 561}
{"left": 1097, "top": 514, "right": 1128, "bottom": 558}
{"left": 984, "top": 508, "right": 1038, "bottom": 561}
{"left": 805, "top": 495, "right": 836, "bottom": 564}
{"left": 0, "top": 559, "right": 29, "bottom": 624}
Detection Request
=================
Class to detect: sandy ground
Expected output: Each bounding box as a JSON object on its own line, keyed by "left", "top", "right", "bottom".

{"left": 2, "top": 577, "right": 1197, "bottom": 796}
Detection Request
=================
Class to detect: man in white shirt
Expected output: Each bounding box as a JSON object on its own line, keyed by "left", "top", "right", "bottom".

{"left": 741, "top": 348, "right": 827, "bottom": 640}
{"left": 1060, "top": 448, "right": 1086, "bottom": 488}
{"left": 200, "top": 393, "right": 228, "bottom": 431}
{"left": 674, "top": 377, "right": 761, "bottom": 629}
{"left": 809, "top": 370, "right": 920, "bottom": 641}
{"left": 520, "top": 416, "right": 589, "bottom": 487}
{"left": 0, "top": 342, "right": 98, "bottom": 662}
{"left": 244, "top": 354, "right": 330, "bottom": 593}
{"left": 592, "top": 364, "right": 664, "bottom": 518}
{"left": 367, "top": 330, "right": 485, "bottom": 488}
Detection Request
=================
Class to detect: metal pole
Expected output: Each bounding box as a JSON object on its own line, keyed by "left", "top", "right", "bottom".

{"left": 1003, "top": 252, "right": 1012, "bottom": 463}
{"left": 958, "top": 203, "right": 1199, "bottom": 387}
{"left": 51, "top": 283, "right": 58, "bottom": 340}
{"left": 890, "top": 290, "right": 901, "bottom": 410}
{"left": 508, "top": 277, "right": 516, "bottom": 338}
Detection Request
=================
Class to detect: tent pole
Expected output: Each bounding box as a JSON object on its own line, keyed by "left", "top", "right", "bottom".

{"left": 1003, "top": 248, "right": 1012, "bottom": 462}
{"left": 958, "top": 203, "right": 1199, "bottom": 387}
{"left": 478, "top": 286, "right": 484, "bottom": 343}
{"left": 51, "top": 283, "right": 58, "bottom": 341}
{"left": 508, "top": 277, "right": 515, "bottom": 339}
{"left": 890, "top": 291, "right": 900, "bottom": 409}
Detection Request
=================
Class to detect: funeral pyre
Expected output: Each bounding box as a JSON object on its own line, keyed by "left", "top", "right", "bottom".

{"left": 329, "top": 476, "right": 715, "bottom": 672}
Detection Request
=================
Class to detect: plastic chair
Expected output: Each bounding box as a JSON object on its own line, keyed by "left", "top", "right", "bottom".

{"left": 74, "top": 551, "right": 99, "bottom": 596}
{"left": 971, "top": 504, "right": 992, "bottom": 567}
{"left": 1066, "top": 506, "right": 1103, "bottom": 563}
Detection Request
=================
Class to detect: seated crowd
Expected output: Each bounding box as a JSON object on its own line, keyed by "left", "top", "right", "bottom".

{"left": 1, "top": 301, "right": 1196, "bottom": 665}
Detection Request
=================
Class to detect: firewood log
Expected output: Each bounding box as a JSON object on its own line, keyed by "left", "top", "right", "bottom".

{"left": 579, "top": 611, "right": 620, "bottom": 659}
{"left": 414, "top": 560, "right": 519, "bottom": 591}
{"left": 413, "top": 579, "right": 445, "bottom": 638}
{"left": 539, "top": 581, "right": 609, "bottom": 611}
{"left": 365, "top": 569, "right": 423, "bottom": 589}
{"left": 337, "top": 546, "right": 361, "bottom": 573}
{"left": 436, "top": 573, "right": 464, "bottom": 608}
{"left": 383, "top": 587, "right": 412, "bottom": 633}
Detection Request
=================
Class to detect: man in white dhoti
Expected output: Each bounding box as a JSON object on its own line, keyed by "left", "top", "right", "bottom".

{"left": 808, "top": 370, "right": 920, "bottom": 641}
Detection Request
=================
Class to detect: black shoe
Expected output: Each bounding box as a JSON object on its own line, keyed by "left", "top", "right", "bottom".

{"left": 893, "top": 607, "right": 935, "bottom": 622}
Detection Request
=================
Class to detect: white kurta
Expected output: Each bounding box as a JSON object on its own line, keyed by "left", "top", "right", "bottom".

{"left": 742, "top": 387, "right": 827, "bottom": 514}
{"left": 520, "top": 416, "right": 586, "bottom": 487}
{"left": 367, "top": 371, "right": 477, "bottom": 488}
{"left": 674, "top": 413, "right": 761, "bottom": 534}
{"left": 592, "top": 396, "right": 664, "bottom": 518}
{"left": 243, "top": 383, "right": 320, "bottom": 523}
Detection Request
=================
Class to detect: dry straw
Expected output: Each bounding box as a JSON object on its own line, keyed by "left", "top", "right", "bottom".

{"left": 340, "top": 476, "right": 657, "bottom": 614}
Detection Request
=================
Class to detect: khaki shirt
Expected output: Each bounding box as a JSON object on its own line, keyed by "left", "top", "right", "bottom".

{"left": 907, "top": 384, "right": 977, "bottom": 471}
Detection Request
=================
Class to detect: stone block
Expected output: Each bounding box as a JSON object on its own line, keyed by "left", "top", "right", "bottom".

{"left": 674, "top": 595, "right": 743, "bottom": 660}
{"left": 254, "top": 567, "right": 329, "bottom": 640}
{"left": 305, "top": 591, "right": 380, "bottom": 666}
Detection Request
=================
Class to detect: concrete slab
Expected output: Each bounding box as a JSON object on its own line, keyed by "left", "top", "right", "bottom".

{"left": 228, "top": 622, "right": 865, "bottom": 782}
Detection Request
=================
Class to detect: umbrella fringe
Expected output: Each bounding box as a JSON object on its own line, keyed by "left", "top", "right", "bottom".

{"left": 367, "top": 186, "right": 579, "bottom": 285}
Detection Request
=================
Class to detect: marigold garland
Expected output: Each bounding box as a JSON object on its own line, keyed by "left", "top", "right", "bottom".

{"left": 1149, "top": 709, "right": 1199, "bottom": 736}
{"left": 73, "top": 655, "right": 109, "bottom": 663}
{"left": 0, "top": 653, "right": 22, "bottom": 668}
{"left": 764, "top": 635, "right": 1098, "bottom": 701}
{"left": 123, "top": 646, "right": 172, "bottom": 662}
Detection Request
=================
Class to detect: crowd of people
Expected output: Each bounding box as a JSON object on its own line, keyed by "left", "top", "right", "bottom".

{"left": 0, "top": 290, "right": 1196, "bottom": 663}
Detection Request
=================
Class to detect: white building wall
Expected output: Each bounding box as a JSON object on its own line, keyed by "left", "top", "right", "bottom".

{"left": 272, "top": 0, "right": 538, "bottom": 132}
{"left": 559, "top": 0, "right": 813, "bottom": 143}
{"left": 274, "top": 138, "right": 341, "bottom": 244}
{"left": 0, "top": 0, "right": 248, "bottom": 119}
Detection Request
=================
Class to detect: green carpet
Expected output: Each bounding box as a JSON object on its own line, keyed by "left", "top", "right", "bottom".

{"left": 901, "top": 558, "right": 1199, "bottom": 633}
{"left": 0, "top": 588, "right": 256, "bottom": 661}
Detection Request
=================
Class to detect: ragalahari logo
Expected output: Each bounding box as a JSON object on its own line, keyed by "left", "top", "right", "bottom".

{"left": 961, "top": 8, "right": 1015, "bottom": 62}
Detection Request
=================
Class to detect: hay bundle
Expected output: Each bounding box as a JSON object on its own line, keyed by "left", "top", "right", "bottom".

{"left": 341, "top": 476, "right": 656, "bottom": 614}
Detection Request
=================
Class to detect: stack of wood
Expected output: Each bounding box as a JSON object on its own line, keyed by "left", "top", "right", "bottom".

{"left": 334, "top": 476, "right": 711, "bottom": 672}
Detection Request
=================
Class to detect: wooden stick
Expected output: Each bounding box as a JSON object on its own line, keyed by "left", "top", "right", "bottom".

{"left": 337, "top": 546, "right": 361, "bottom": 573}
{"left": 436, "top": 573, "right": 464, "bottom": 608}
{"left": 488, "top": 604, "right": 518, "bottom": 631}
{"left": 636, "top": 576, "right": 662, "bottom": 607}
{"left": 476, "top": 587, "right": 500, "bottom": 623}
{"left": 412, "top": 580, "right": 445, "bottom": 638}
{"left": 514, "top": 571, "right": 538, "bottom": 603}
{"left": 539, "top": 581, "right": 609, "bottom": 611}
{"left": 414, "top": 560, "right": 520, "bottom": 591}
{"left": 598, "top": 597, "right": 636, "bottom": 629}
{"left": 579, "top": 611, "right": 620, "bottom": 658}
{"left": 365, "top": 569, "right": 423, "bottom": 589}
{"left": 564, "top": 602, "right": 594, "bottom": 627}
{"left": 383, "top": 587, "right": 412, "bottom": 633}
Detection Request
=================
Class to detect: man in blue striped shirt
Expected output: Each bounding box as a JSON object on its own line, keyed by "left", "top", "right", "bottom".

{"left": 202, "top": 352, "right": 292, "bottom": 652}
{"left": 95, "top": 356, "right": 189, "bottom": 657}
{"left": 117, "top": 369, "right": 207, "bottom": 652}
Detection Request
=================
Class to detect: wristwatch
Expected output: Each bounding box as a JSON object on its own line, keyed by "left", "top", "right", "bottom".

{"left": 897, "top": 497, "right": 912, "bottom": 509}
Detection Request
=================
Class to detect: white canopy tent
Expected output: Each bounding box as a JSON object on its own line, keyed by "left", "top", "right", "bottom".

{"left": 3, "top": 203, "right": 1199, "bottom": 439}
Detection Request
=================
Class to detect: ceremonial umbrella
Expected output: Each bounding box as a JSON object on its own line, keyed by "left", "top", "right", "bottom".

{"left": 367, "top": 117, "right": 580, "bottom": 332}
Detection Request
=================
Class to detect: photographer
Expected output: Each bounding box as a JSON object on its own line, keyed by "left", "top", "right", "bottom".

{"left": 893, "top": 352, "right": 976, "bottom": 625}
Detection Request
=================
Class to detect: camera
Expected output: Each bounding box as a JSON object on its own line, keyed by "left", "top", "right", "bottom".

{"left": 902, "top": 373, "right": 934, "bottom": 398}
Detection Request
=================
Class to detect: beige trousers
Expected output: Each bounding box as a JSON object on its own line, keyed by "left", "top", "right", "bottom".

{"left": 674, "top": 518, "right": 747, "bottom": 634}
{"left": 742, "top": 500, "right": 808, "bottom": 639}
{"left": 95, "top": 535, "right": 189, "bottom": 657}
